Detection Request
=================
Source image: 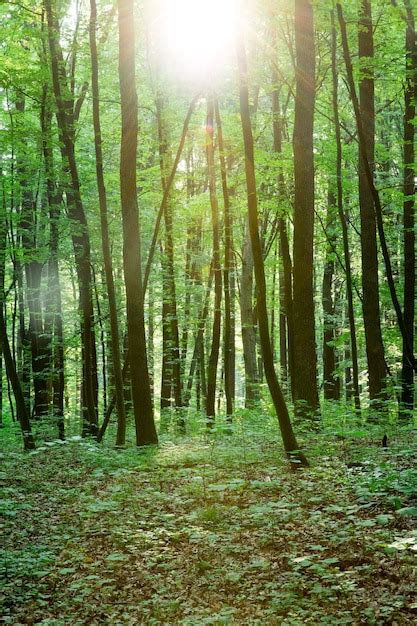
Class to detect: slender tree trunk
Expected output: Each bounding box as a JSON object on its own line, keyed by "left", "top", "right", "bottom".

{"left": 214, "top": 99, "right": 234, "bottom": 418}
{"left": 400, "top": 1, "right": 415, "bottom": 416}
{"left": 357, "top": 0, "right": 387, "bottom": 406}
{"left": 292, "top": 0, "right": 319, "bottom": 418}
{"left": 40, "top": 86, "right": 65, "bottom": 438}
{"left": 160, "top": 242, "right": 173, "bottom": 411}
{"left": 0, "top": 215, "right": 35, "bottom": 450}
{"left": 322, "top": 191, "right": 340, "bottom": 400}
{"left": 155, "top": 94, "right": 183, "bottom": 420}
{"left": 118, "top": 0, "right": 157, "bottom": 445}
{"left": 205, "top": 97, "right": 222, "bottom": 423}
{"left": 237, "top": 32, "right": 308, "bottom": 466}
{"left": 184, "top": 263, "right": 214, "bottom": 408}
{"left": 270, "top": 62, "right": 294, "bottom": 391}
{"left": 241, "top": 222, "right": 260, "bottom": 406}
{"left": 90, "top": 0, "right": 126, "bottom": 445}
{"left": 331, "top": 9, "right": 361, "bottom": 412}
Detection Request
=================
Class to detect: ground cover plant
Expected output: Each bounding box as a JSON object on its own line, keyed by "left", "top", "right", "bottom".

{"left": 1, "top": 413, "right": 416, "bottom": 624}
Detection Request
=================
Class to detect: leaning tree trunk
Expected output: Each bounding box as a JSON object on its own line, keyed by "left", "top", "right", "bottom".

{"left": 118, "top": 0, "right": 157, "bottom": 445}
{"left": 0, "top": 214, "right": 35, "bottom": 450}
{"left": 237, "top": 32, "right": 308, "bottom": 467}
{"left": 292, "top": 0, "right": 319, "bottom": 418}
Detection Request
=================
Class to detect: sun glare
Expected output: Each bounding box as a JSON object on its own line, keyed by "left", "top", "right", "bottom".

{"left": 150, "top": 0, "right": 241, "bottom": 82}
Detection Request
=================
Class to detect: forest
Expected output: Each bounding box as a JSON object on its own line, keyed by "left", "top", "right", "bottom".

{"left": 0, "top": 0, "right": 416, "bottom": 623}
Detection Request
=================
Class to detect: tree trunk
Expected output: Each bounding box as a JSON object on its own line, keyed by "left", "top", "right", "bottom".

{"left": 331, "top": 9, "right": 361, "bottom": 412}
{"left": 292, "top": 0, "right": 319, "bottom": 418}
{"left": 214, "top": 99, "right": 234, "bottom": 418}
{"left": 16, "top": 96, "right": 50, "bottom": 420}
{"left": 118, "top": 0, "right": 157, "bottom": 445}
{"left": 400, "top": 1, "right": 415, "bottom": 417}
{"left": 240, "top": 222, "right": 260, "bottom": 406}
{"left": 40, "top": 86, "right": 65, "bottom": 438}
{"left": 358, "top": 0, "right": 387, "bottom": 406}
{"left": 45, "top": 0, "right": 98, "bottom": 435}
{"left": 90, "top": 0, "right": 126, "bottom": 445}
{"left": 237, "top": 32, "right": 308, "bottom": 466}
{"left": 0, "top": 215, "right": 35, "bottom": 450}
{"left": 205, "top": 98, "right": 222, "bottom": 423}
{"left": 155, "top": 94, "right": 183, "bottom": 421}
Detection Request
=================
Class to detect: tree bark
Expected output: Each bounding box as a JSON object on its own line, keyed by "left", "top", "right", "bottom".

{"left": 90, "top": 0, "right": 126, "bottom": 445}
{"left": 400, "top": 1, "right": 416, "bottom": 416}
{"left": 205, "top": 97, "right": 222, "bottom": 423}
{"left": 214, "top": 99, "right": 234, "bottom": 418}
{"left": 44, "top": 0, "right": 98, "bottom": 435}
{"left": 240, "top": 221, "right": 260, "bottom": 406}
{"left": 237, "top": 32, "right": 308, "bottom": 466}
{"left": 331, "top": 9, "right": 361, "bottom": 412}
{"left": 118, "top": 0, "right": 157, "bottom": 445}
{"left": 357, "top": 0, "right": 387, "bottom": 406}
{"left": 322, "top": 191, "right": 340, "bottom": 400}
{"left": 292, "top": 0, "right": 319, "bottom": 418}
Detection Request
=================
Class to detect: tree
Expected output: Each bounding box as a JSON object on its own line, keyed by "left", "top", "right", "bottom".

{"left": 89, "top": 0, "right": 126, "bottom": 445}
{"left": 292, "top": 0, "right": 319, "bottom": 418}
{"left": 357, "top": 0, "right": 387, "bottom": 408}
{"left": 118, "top": 0, "right": 157, "bottom": 445}
{"left": 236, "top": 31, "right": 308, "bottom": 467}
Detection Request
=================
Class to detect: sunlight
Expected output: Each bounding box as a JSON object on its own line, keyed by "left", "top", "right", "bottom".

{"left": 150, "top": 0, "right": 241, "bottom": 82}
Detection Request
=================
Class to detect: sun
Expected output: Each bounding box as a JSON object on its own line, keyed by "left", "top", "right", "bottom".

{"left": 149, "top": 0, "right": 241, "bottom": 82}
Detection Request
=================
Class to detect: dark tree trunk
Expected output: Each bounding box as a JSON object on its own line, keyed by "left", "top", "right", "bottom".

{"left": 160, "top": 248, "right": 173, "bottom": 411}
{"left": 16, "top": 97, "right": 50, "bottom": 420}
{"left": 118, "top": 0, "right": 157, "bottom": 445}
{"left": 400, "top": 1, "right": 415, "bottom": 417}
{"left": 322, "top": 191, "right": 340, "bottom": 400}
{"left": 358, "top": 0, "right": 387, "bottom": 405}
{"left": 338, "top": 2, "right": 417, "bottom": 393}
{"left": 270, "top": 62, "right": 295, "bottom": 391}
{"left": 237, "top": 32, "right": 308, "bottom": 466}
{"left": 205, "top": 98, "right": 222, "bottom": 423}
{"left": 184, "top": 263, "right": 213, "bottom": 408}
{"left": 0, "top": 216, "right": 35, "bottom": 450}
{"left": 90, "top": 0, "right": 126, "bottom": 445}
{"left": 45, "top": 0, "right": 98, "bottom": 435}
{"left": 292, "top": 0, "right": 319, "bottom": 418}
{"left": 240, "top": 222, "right": 260, "bottom": 406}
{"left": 331, "top": 9, "right": 361, "bottom": 412}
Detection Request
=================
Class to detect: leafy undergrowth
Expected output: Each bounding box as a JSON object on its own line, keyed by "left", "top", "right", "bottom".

{"left": 1, "top": 419, "right": 416, "bottom": 625}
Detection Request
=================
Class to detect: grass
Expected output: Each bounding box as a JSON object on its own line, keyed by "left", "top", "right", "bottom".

{"left": 1, "top": 409, "right": 416, "bottom": 624}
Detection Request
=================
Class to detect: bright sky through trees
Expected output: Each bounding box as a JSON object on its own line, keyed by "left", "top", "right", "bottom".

{"left": 149, "top": 0, "right": 240, "bottom": 80}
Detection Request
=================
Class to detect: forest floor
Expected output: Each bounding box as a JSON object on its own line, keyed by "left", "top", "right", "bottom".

{"left": 1, "top": 414, "right": 416, "bottom": 625}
